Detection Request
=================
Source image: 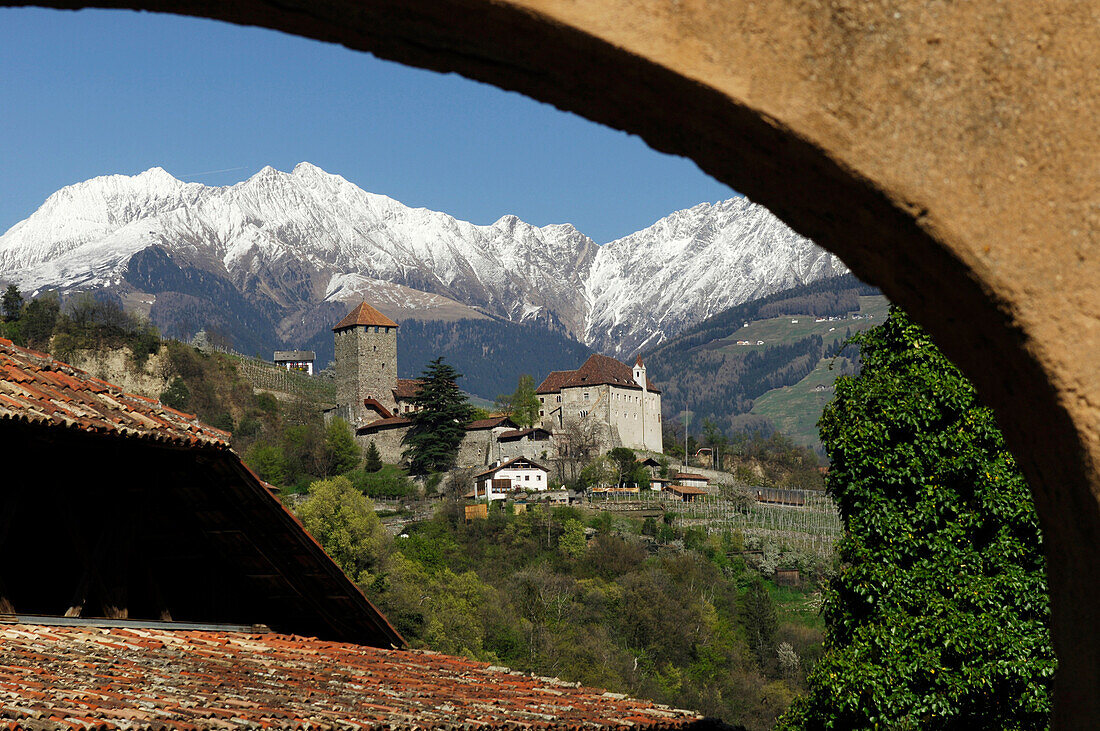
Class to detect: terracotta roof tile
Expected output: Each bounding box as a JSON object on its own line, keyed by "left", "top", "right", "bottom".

{"left": 665, "top": 484, "right": 709, "bottom": 495}
{"left": 333, "top": 301, "right": 399, "bottom": 331}
{"left": 0, "top": 625, "right": 701, "bottom": 729}
{"left": 474, "top": 456, "right": 550, "bottom": 478}
{"left": 465, "top": 416, "right": 517, "bottom": 430}
{"left": 394, "top": 378, "right": 423, "bottom": 400}
{"left": 357, "top": 415, "right": 412, "bottom": 432}
{"left": 0, "top": 340, "right": 229, "bottom": 449}
{"left": 536, "top": 355, "right": 660, "bottom": 393}
{"left": 535, "top": 370, "right": 573, "bottom": 394}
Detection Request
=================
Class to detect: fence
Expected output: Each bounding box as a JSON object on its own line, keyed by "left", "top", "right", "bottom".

{"left": 202, "top": 342, "right": 336, "bottom": 403}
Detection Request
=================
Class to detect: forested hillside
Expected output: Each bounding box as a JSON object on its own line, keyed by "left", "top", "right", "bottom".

{"left": 645, "top": 274, "right": 881, "bottom": 436}
{"left": 397, "top": 317, "right": 594, "bottom": 401}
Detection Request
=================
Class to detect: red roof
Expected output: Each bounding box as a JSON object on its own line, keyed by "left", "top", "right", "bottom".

{"left": 333, "top": 301, "right": 399, "bottom": 331}
{"left": 0, "top": 337, "right": 229, "bottom": 448}
{"left": 674, "top": 472, "right": 709, "bottom": 481}
{"left": 394, "top": 377, "right": 423, "bottom": 400}
{"left": 474, "top": 456, "right": 550, "bottom": 479}
{"left": 536, "top": 354, "right": 660, "bottom": 394}
{"left": 535, "top": 370, "right": 573, "bottom": 394}
{"left": 0, "top": 624, "right": 700, "bottom": 729}
{"left": 665, "top": 484, "right": 709, "bottom": 495}
{"left": 0, "top": 338, "right": 403, "bottom": 649}
{"left": 358, "top": 415, "right": 412, "bottom": 432}
{"left": 465, "top": 415, "right": 518, "bottom": 430}
{"left": 363, "top": 397, "right": 393, "bottom": 418}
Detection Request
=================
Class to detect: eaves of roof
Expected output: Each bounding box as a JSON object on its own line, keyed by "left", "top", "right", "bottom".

{"left": 0, "top": 624, "right": 703, "bottom": 729}
{"left": 0, "top": 338, "right": 229, "bottom": 449}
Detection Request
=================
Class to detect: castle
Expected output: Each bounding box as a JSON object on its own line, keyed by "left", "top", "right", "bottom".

{"left": 330, "top": 300, "right": 662, "bottom": 467}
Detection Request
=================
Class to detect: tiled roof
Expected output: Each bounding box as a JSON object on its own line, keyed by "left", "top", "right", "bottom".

{"left": 0, "top": 337, "right": 229, "bottom": 448}
{"left": 0, "top": 338, "right": 403, "bottom": 649}
{"left": 665, "top": 484, "right": 709, "bottom": 495}
{"left": 333, "top": 301, "right": 399, "bottom": 331}
{"left": 536, "top": 354, "right": 661, "bottom": 394}
{"left": 273, "top": 350, "right": 315, "bottom": 361}
{"left": 465, "top": 415, "right": 517, "bottom": 430}
{"left": 0, "top": 624, "right": 702, "bottom": 729}
{"left": 358, "top": 415, "right": 412, "bottom": 432}
{"left": 535, "top": 370, "right": 573, "bottom": 394}
{"left": 394, "top": 378, "right": 423, "bottom": 400}
{"left": 674, "top": 472, "right": 709, "bottom": 481}
{"left": 363, "top": 397, "right": 393, "bottom": 419}
{"left": 498, "top": 426, "right": 551, "bottom": 440}
{"left": 474, "top": 456, "right": 550, "bottom": 479}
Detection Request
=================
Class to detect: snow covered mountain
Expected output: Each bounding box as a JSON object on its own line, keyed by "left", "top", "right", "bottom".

{"left": 0, "top": 164, "right": 846, "bottom": 358}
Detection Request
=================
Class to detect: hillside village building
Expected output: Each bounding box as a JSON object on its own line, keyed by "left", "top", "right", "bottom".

{"left": 537, "top": 354, "right": 662, "bottom": 452}
{"left": 472, "top": 457, "right": 551, "bottom": 501}
{"left": 331, "top": 301, "right": 663, "bottom": 469}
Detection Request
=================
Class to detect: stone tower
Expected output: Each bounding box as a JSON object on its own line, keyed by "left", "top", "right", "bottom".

{"left": 333, "top": 301, "right": 400, "bottom": 425}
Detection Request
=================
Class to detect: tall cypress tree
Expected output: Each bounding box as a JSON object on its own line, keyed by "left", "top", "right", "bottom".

{"left": 780, "top": 307, "right": 1054, "bottom": 729}
{"left": 402, "top": 357, "right": 474, "bottom": 475}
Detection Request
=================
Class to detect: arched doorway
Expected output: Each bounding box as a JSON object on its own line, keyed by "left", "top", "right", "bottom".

{"left": 14, "top": 0, "right": 1100, "bottom": 723}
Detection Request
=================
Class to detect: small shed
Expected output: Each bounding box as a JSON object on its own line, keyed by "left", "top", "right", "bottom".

{"left": 674, "top": 471, "right": 710, "bottom": 489}
{"left": 664, "top": 484, "right": 709, "bottom": 502}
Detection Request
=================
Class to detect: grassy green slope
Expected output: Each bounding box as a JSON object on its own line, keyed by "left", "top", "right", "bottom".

{"left": 715, "top": 295, "right": 888, "bottom": 353}
{"left": 749, "top": 296, "right": 887, "bottom": 449}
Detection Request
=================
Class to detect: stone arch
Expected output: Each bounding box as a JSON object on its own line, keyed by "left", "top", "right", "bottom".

{"left": 16, "top": 0, "right": 1100, "bottom": 724}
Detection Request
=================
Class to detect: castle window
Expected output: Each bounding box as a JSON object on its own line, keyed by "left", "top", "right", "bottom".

{"left": 583, "top": 392, "right": 589, "bottom": 401}
{"left": 381, "top": 362, "right": 385, "bottom": 371}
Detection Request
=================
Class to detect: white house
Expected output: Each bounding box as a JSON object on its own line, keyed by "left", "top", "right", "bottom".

{"left": 472, "top": 457, "right": 550, "bottom": 501}
{"left": 274, "top": 350, "right": 316, "bottom": 375}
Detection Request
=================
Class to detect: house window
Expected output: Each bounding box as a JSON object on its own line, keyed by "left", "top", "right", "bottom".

{"left": 583, "top": 392, "right": 589, "bottom": 401}
{"left": 556, "top": 395, "right": 561, "bottom": 402}
{"left": 524, "top": 475, "right": 530, "bottom": 481}
{"left": 539, "top": 410, "right": 544, "bottom": 416}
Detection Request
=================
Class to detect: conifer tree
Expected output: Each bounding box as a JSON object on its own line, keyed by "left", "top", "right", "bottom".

{"left": 402, "top": 357, "right": 474, "bottom": 475}
{"left": 364, "top": 440, "right": 384, "bottom": 472}
{"left": 2, "top": 285, "right": 23, "bottom": 322}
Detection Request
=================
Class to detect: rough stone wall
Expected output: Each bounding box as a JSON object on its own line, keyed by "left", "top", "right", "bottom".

{"left": 499, "top": 437, "right": 554, "bottom": 463}
{"left": 457, "top": 428, "right": 507, "bottom": 468}
{"left": 355, "top": 425, "right": 409, "bottom": 465}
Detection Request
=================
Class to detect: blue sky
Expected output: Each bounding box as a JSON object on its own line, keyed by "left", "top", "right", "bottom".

{"left": 0, "top": 8, "right": 735, "bottom": 243}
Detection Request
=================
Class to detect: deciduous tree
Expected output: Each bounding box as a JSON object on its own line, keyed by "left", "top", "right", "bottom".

{"left": 779, "top": 307, "right": 1054, "bottom": 729}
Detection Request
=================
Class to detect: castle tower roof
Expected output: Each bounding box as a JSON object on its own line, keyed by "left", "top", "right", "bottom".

{"left": 333, "top": 301, "right": 399, "bottom": 331}
{"left": 635, "top": 354, "right": 645, "bottom": 367}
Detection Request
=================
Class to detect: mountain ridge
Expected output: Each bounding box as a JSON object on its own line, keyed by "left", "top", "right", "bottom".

{"left": 0, "top": 163, "right": 847, "bottom": 359}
